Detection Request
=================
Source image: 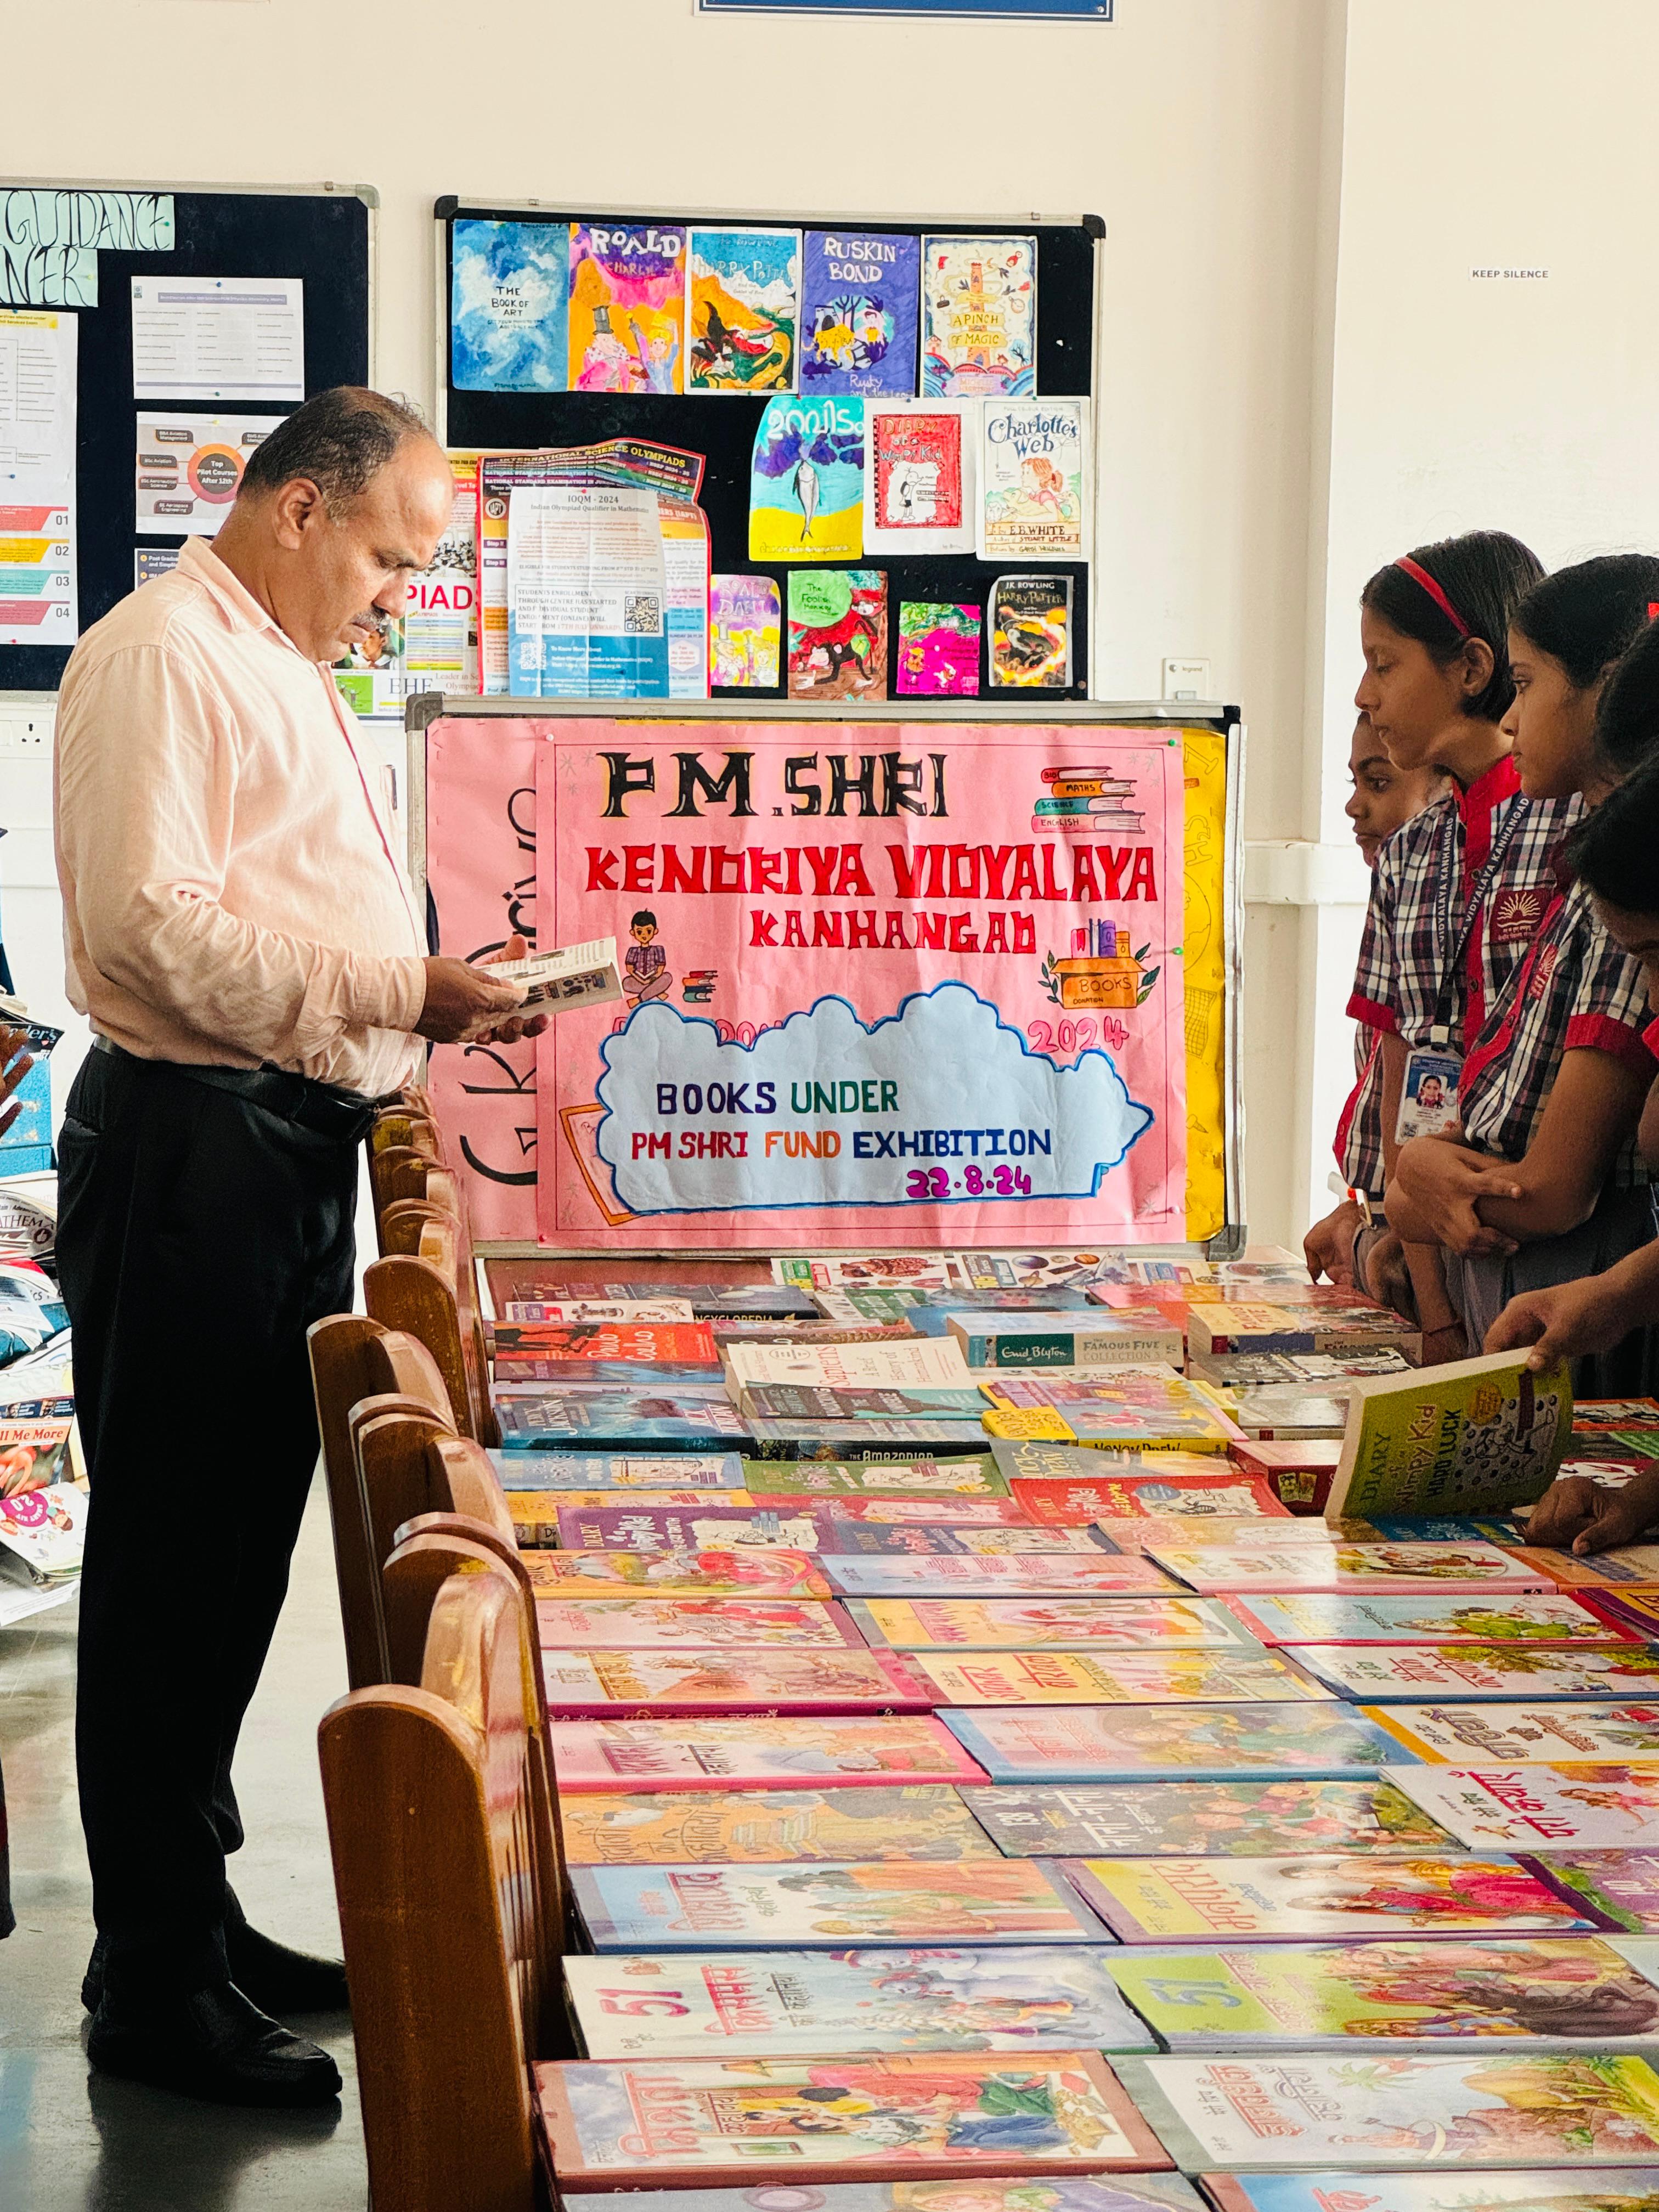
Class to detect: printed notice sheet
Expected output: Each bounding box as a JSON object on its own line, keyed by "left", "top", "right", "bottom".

{"left": 134, "top": 413, "right": 283, "bottom": 535}
{"left": 130, "top": 276, "right": 305, "bottom": 402}
{"left": 0, "top": 308, "right": 77, "bottom": 645}
{"left": 506, "top": 484, "right": 669, "bottom": 699}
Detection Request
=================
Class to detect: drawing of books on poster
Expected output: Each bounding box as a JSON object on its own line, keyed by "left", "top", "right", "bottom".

{"left": 1051, "top": 919, "right": 1143, "bottom": 1011}
{"left": 1034, "top": 765, "right": 1147, "bottom": 837}
{"left": 681, "top": 970, "right": 718, "bottom": 1005}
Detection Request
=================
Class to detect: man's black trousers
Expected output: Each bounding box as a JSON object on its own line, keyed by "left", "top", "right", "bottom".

{"left": 57, "top": 1046, "right": 357, "bottom": 1998}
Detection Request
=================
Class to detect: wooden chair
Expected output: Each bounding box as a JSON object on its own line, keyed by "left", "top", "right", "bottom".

{"left": 365, "top": 1224, "right": 498, "bottom": 1447}
{"left": 308, "top": 1316, "right": 459, "bottom": 1689}
{"left": 319, "top": 1557, "right": 571, "bottom": 2212}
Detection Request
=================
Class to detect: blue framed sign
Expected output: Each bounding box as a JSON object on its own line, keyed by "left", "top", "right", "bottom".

{"left": 701, "top": 0, "right": 1108, "bottom": 16}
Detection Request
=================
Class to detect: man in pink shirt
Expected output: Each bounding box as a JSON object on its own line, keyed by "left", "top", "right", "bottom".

{"left": 54, "top": 388, "right": 534, "bottom": 2108}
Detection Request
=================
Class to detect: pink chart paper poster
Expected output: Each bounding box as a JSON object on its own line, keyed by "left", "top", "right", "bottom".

{"left": 529, "top": 720, "right": 1187, "bottom": 1250}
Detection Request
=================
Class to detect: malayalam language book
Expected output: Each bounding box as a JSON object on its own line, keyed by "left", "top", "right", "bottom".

{"left": 906, "top": 1649, "right": 1332, "bottom": 1708}
{"left": 1326, "top": 1351, "right": 1575, "bottom": 1523}
{"left": 553, "top": 1505, "right": 832, "bottom": 1553}
{"left": 557, "top": 1785, "right": 1002, "bottom": 1865}
{"left": 561, "top": 1946, "right": 1156, "bottom": 2059}
{"left": 1521, "top": 1850, "right": 1659, "bottom": 1932}
{"left": 957, "top": 1779, "right": 1459, "bottom": 1860}
{"left": 569, "top": 1857, "right": 1104, "bottom": 1950}
{"left": 1223, "top": 1591, "right": 1627, "bottom": 1646}
{"left": 547, "top": 1714, "right": 990, "bottom": 1794}
{"left": 1144, "top": 1542, "right": 1548, "bottom": 1596}
{"left": 521, "top": 1548, "right": 831, "bottom": 1599}
{"left": 846, "top": 1596, "right": 1254, "bottom": 1652}
{"left": 821, "top": 1554, "right": 1182, "bottom": 1598}
{"left": 1364, "top": 1701, "right": 1659, "bottom": 1764}
{"left": 1295, "top": 1644, "right": 1659, "bottom": 1702}
{"left": 742, "top": 1456, "right": 1006, "bottom": 1496}
{"left": 822, "top": 1527, "right": 1114, "bottom": 1558}
{"left": 1115, "top": 2051, "right": 1659, "bottom": 2170}
{"left": 1064, "top": 1852, "right": 1602, "bottom": 1944}
{"left": 752, "top": 396, "right": 866, "bottom": 562}
{"left": 809, "top": 1497, "right": 1034, "bottom": 1526}
{"left": 936, "top": 1702, "right": 1422, "bottom": 1785}
{"left": 557, "top": 2177, "right": 1208, "bottom": 2212}
{"left": 1391, "top": 1761, "right": 1659, "bottom": 1850}
{"left": 540, "top": 1645, "right": 936, "bottom": 1718}
{"left": 532, "top": 1596, "right": 861, "bottom": 1650}
{"left": 1105, "top": 1936, "right": 1659, "bottom": 2050}
{"left": 534, "top": 2051, "right": 1170, "bottom": 2187}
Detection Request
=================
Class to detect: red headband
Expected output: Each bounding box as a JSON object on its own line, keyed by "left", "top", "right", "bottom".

{"left": 1395, "top": 556, "right": 1470, "bottom": 639}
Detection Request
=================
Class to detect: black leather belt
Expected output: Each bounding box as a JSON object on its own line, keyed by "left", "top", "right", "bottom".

{"left": 92, "top": 1034, "right": 396, "bottom": 1144}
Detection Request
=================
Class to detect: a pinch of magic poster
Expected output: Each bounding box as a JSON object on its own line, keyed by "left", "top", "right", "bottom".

{"left": 526, "top": 720, "right": 1187, "bottom": 1249}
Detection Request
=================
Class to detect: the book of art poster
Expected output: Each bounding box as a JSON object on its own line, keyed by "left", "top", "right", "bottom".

{"left": 896, "top": 604, "right": 982, "bottom": 697}
{"left": 751, "top": 394, "right": 865, "bottom": 560}
{"left": 451, "top": 218, "right": 569, "bottom": 391}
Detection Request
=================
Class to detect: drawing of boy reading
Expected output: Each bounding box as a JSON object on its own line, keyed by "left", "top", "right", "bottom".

{"left": 624, "top": 910, "right": 673, "bottom": 1004}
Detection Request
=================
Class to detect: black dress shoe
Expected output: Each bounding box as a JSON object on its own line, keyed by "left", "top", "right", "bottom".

{"left": 82, "top": 1896, "right": 348, "bottom": 2019}
{"left": 86, "top": 1981, "right": 342, "bottom": 2108}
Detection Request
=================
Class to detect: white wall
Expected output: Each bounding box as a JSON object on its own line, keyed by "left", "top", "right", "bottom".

{"left": 0, "top": 0, "right": 1348, "bottom": 1241}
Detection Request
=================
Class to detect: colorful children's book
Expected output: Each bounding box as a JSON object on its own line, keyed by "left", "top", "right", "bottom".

{"left": 552, "top": 1505, "right": 831, "bottom": 1553}
{"left": 951, "top": 1314, "right": 1186, "bottom": 1370}
{"left": 800, "top": 229, "right": 922, "bottom": 397}
{"left": 744, "top": 1387, "right": 988, "bottom": 1423}
{"left": 1013, "top": 1475, "right": 1288, "bottom": 1526}
{"left": 503, "top": 1299, "right": 699, "bottom": 1324}
{"left": 823, "top": 1526, "right": 1113, "bottom": 1557}
{"left": 489, "top": 1450, "right": 746, "bottom": 1491}
{"left": 753, "top": 398, "right": 866, "bottom": 562}
{"left": 1104, "top": 1936, "right": 1659, "bottom": 2050}
{"left": 686, "top": 227, "right": 799, "bottom": 393}
{"left": 1575, "top": 1398, "right": 1659, "bottom": 1427}
{"left": 1223, "top": 1591, "right": 1628, "bottom": 1647}
{"left": 1204, "top": 2174, "right": 1659, "bottom": 2207}
{"left": 726, "top": 1340, "right": 975, "bottom": 1391}
{"left": 1066, "top": 1853, "right": 1601, "bottom": 1944}
{"left": 450, "top": 217, "right": 570, "bottom": 392}
{"left": 895, "top": 601, "right": 981, "bottom": 695}
{"left": 1146, "top": 1541, "right": 1547, "bottom": 1595}
{"left": 1101, "top": 1517, "right": 1359, "bottom": 1559}
{"left": 745, "top": 1457, "right": 1006, "bottom": 1497}
{"left": 532, "top": 1596, "right": 860, "bottom": 1650}
{"left": 992, "top": 1440, "right": 1227, "bottom": 1487}
{"left": 540, "top": 1646, "right": 935, "bottom": 1717}
{"left": 709, "top": 573, "right": 782, "bottom": 689}
{"left": 1363, "top": 1700, "right": 1659, "bottom": 1764}
{"left": 496, "top": 1359, "right": 726, "bottom": 1385}
{"left": 979, "top": 400, "right": 1087, "bottom": 564}
{"left": 846, "top": 1597, "right": 1253, "bottom": 1653}
{"left": 1583, "top": 1592, "right": 1659, "bottom": 1638}
{"left": 514, "top": 1493, "right": 763, "bottom": 1543}
{"left": 1512, "top": 1545, "right": 1659, "bottom": 1592}
{"left": 909, "top": 1649, "right": 1331, "bottom": 1708}
{"left": 923, "top": 236, "right": 1037, "bottom": 397}
{"left": 989, "top": 575, "right": 1072, "bottom": 690}
{"left": 937, "top": 1702, "right": 1420, "bottom": 1785}
{"left": 493, "top": 1321, "right": 718, "bottom": 1366}
{"left": 865, "top": 404, "right": 977, "bottom": 557}
{"left": 569, "top": 1857, "right": 1104, "bottom": 1950}
{"left": 1186, "top": 1302, "right": 1420, "bottom": 1361}
{"left": 558, "top": 1785, "right": 1001, "bottom": 1865}
{"left": 559, "top": 2179, "right": 1208, "bottom": 2212}
{"left": 1521, "top": 1851, "right": 1659, "bottom": 1933}
{"left": 808, "top": 1496, "right": 1032, "bottom": 1526}
{"left": 979, "top": 1370, "right": 1245, "bottom": 1454}
{"left": 534, "top": 2051, "right": 1170, "bottom": 2186}
{"left": 523, "top": 1549, "right": 830, "bottom": 1599}
{"left": 562, "top": 1946, "right": 1156, "bottom": 2058}
{"left": 821, "top": 1555, "right": 1181, "bottom": 1599}
{"left": 958, "top": 1779, "right": 1458, "bottom": 1859}
{"left": 784, "top": 565, "right": 889, "bottom": 697}
{"left": 1116, "top": 2051, "right": 1659, "bottom": 2170}
{"left": 548, "top": 1714, "right": 989, "bottom": 1794}
{"left": 568, "top": 221, "right": 687, "bottom": 394}
{"left": 747, "top": 1419, "right": 993, "bottom": 1458}
{"left": 1391, "top": 1762, "right": 1659, "bottom": 1850}
{"left": 1325, "top": 1353, "right": 1575, "bottom": 1523}
{"left": 495, "top": 1390, "right": 750, "bottom": 1451}
{"left": 1295, "top": 1644, "right": 1659, "bottom": 1702}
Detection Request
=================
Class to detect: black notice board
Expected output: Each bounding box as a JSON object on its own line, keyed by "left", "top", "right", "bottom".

{"left": 2, "top": 185, "right": 372, "bottom": 695}
{"left": 437, "top": 202, "right": 1100, "bottom": 704}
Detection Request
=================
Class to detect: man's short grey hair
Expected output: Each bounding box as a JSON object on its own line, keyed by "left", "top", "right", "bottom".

{"left": 238, "top": 386, "right": 435, "bottom": 515}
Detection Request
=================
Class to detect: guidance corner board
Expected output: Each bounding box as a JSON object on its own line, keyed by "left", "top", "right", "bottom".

{"left": 437, "top": 201, "right": 1098, "bottom": 701}
{"left": 0, "top": 181, "right": 372, "bottom": 693}
{"left": 410, "top": 696, "right": 1244, "bottom": 1256}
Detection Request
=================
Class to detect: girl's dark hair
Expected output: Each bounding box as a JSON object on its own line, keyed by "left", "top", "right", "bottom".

{"left": 1514, "top": 554, "right": 1659, "bottom": 689}
{"left": 1564, "top": 752, "right": 1659, "bottom": 914}
{"left": 1592, "top": 612, "right": 1659, "bottom": 780}
{"left": 1361, "top": 530, "right": 1545, "bottom": 721}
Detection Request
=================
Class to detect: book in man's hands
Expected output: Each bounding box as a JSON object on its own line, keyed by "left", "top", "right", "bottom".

{"left": 488, "top": 937, "right": 622, "bottom": 1011}
{"left": 1324, "top": 1350, "right": 1574, "bottom": 1525}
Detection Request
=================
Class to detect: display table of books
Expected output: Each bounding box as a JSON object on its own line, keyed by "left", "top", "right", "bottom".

{"left": 473, "top": 1245, "right": 1659, "bottom": 2203}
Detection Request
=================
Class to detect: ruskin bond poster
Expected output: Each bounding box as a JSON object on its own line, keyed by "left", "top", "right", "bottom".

{"left": 530, "top": 721, "right": 1186, "bottom": 1249}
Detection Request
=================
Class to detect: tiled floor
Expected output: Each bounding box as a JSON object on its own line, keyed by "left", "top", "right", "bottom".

{"left": 0, "top": 1478, "right": 369, "bottom": 2209}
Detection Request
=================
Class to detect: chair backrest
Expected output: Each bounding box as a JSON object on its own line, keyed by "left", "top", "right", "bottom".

{"left": 364, "top": 1240, "right": 497, "bottom": 1447}
{"left": 307, "top": 1316, "right": 458, "bottom": 1690}
{"left": 320, "top": 1554, "right": 566, "bottom": 2212}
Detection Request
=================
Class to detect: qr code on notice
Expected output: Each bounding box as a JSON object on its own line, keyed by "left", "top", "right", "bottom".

{"left": 624, "top": 594, "right": 661, "bottom": 633}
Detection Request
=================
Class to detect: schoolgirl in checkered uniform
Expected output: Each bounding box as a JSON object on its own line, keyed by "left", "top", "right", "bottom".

{"left": 1345, "top": 532, "right": 1566, "bottom": 1355}
{"left": 1389, "top": 557, "right": 1659, "bottom": 1389}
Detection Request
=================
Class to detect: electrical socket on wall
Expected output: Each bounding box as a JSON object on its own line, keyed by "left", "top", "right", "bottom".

{"left": 0, "top": 715, "right": 51, "bottom": 758}
{"left": 1161, "top": 657, "right": 1211, "bottom": 701}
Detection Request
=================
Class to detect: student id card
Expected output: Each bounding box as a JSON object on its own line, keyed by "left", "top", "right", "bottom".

{"left": 1396, "top": 1047, "right": 1462, "bottom": 1141}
